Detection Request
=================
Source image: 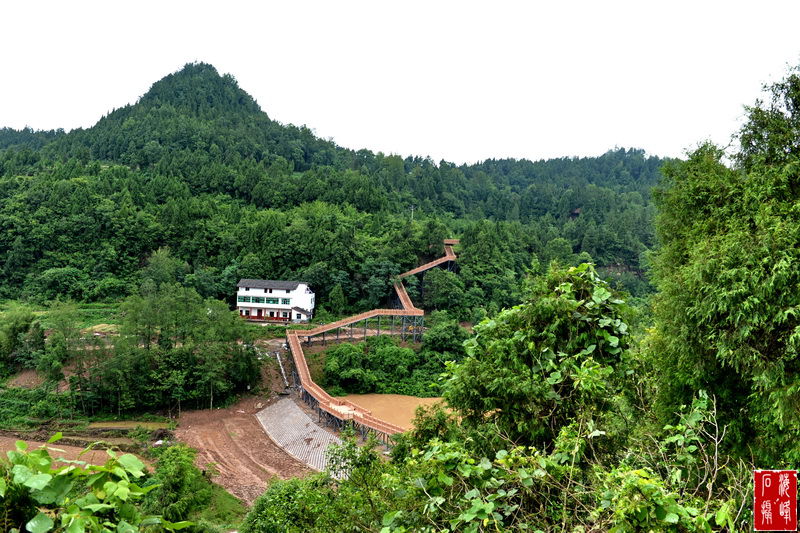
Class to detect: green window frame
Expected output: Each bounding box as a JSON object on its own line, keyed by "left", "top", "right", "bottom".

{"left": 252, "top": 296, "right": 265, "bottom": 303}
{"left": 281, "top": 298, "right": 290, "bottom": 305}
{"left": 265, "top": 298, "right": 279, "bottom": 304}
{"left": 238, "top": 296, "right": 251, "bottom": 303}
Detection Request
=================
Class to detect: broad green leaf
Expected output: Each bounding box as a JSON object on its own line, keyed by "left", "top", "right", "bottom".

{"left": 85, "top": 472, "right": 105, "bottom": 487}
{"left": 161, "top": 520, "right": 193, "bottom": 531}
{"left": 115, "top": 485, "right": 130, "bottom": 501}
{"left": 24, "top": 474, "right": 53, "bottom": 491}
{"left": 715, "top": 506, "right": 728, "bottom": 526}
{"left": 12, "top": 464, "right": 33, "bottom": 484}
{"left": 81, "top": 503, "right": 115, "bottom": 512}
{"left": 117, "top": 454, "right": 145, "bottom": 477}
{"left": 65, "top": 517, "right": 85, "bottom": 533}
{"left": 0, "top": 478, "right": 5, "bottom": 497}
{"left": 47, "top": 433, "right": 63, "bottom": 444}
{"left": 33, "top": 474, "right": 74, "bottom": 505}
{"left": 664, "top": 512, "right": 679, "bottom": 524}
{"left": 592, "top": 287, "right": 611, "bottom": 303}
{"left": 25, "top": 513, "right": 53, "bottom": 533}
{"left": 382, "top": 511, "right": 401, "bottom": 526}
{"left": 546, "top": 370, "right": 562, "bottom": 384}
{"left": 117, "top": 521, "right": 136, "bottom": 533}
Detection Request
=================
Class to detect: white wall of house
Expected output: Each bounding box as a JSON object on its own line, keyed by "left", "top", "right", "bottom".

{"left": 236, "top": 282, "right": 315, "bottom": 320}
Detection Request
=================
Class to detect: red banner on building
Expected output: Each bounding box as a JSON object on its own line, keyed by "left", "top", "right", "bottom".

{"left": 755, "top": 470, "right": 797, "bottom": 531}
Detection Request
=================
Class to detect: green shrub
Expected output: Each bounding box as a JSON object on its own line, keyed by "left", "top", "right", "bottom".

{"left": 143, "top": 445, "right": 213, "bottom": 523}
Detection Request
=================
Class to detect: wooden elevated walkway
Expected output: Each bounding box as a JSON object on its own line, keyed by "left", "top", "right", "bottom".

{"left": 285, "top": 239, "right": 459, "bottom": 440}
{"left": 398, "top": 244, "right": 457, "bottom": 278}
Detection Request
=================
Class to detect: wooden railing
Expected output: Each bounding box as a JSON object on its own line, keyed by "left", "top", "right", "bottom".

{"left": 286, "top": 240, "right": 459, "bottom": 440}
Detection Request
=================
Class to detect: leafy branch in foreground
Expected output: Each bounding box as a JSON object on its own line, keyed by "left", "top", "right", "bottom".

{"left": 0, "top": 433, "right": 190, "bottom": 532}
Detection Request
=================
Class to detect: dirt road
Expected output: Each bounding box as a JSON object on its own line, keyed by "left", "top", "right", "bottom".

{"left": 0, "top": 437, "right": 146, "bottom": 467}
{"left": 175, "top": 396, "right": 311, "bottom": 505}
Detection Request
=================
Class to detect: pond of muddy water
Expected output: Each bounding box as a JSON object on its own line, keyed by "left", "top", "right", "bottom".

{"left": 341, "top": 394, "right": 443, "bottom": 430}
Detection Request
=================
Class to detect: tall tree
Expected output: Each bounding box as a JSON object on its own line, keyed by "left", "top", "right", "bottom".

{"left": 444, "top": 263, "right": 629, "bottom": 447}
{"left": 649, "top": 65, "right": 800, "bottom": 463}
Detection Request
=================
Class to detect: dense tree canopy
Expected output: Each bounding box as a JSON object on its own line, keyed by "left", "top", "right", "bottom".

{"left": 10, "top": 60, "right": 795, "bottom": 531}
{"left": 241, "top": 264, "right": 748, "bottom": 532}
{"left": 649, "top": 67, "right": 800, "bottom": 463}
{"left": 444, "top": 263, "right": 631, "bottom": 447}
{"left": 0, "top": 63, "right": 662, "bottom": 311}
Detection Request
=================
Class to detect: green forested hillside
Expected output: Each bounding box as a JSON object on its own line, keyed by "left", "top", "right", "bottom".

{"left": 0, "top": 63, "right": 661, "bottom": 307}
{"left": 237, "top": 67, "right": 800, "bottom": 532}
{"left": 3, "top": 60, "right": 800, "bottom": 532}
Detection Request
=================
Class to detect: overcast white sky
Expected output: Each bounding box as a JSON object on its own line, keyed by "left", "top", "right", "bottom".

{"left": 2, "top": 1, "right": 799, "bottom": 164}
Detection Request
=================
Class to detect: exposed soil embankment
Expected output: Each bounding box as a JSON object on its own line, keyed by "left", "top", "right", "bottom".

{"left": 175, "top": 396, "right": 311, "bottom": 505}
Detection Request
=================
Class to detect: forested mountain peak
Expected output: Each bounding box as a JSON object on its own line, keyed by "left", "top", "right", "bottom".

{"left": 0, "top": 62, "right": 666, "bottom": 302}
{"left": 136, "top": 62, "right": 263, "bottom": 118}
{"left": 42, "top": 62, "right": 340, "bottom": 172}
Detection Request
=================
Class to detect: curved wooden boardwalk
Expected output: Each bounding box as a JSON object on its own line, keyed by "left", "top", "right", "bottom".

{"left": 286, "top": 240, "right": 459, "bottom": 440}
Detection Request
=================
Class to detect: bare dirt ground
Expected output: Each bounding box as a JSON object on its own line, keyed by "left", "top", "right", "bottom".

{"left": 6, "top": 367, "right": 73, "bottom": 392}
{"left": 0, "top": 437, "right": 148, "bottom": 467}
{"left": 175, "top": 396, "right": 311, "bottom": 505}
{"left": 7, "top": 369, "right": 44, "bottom": 389}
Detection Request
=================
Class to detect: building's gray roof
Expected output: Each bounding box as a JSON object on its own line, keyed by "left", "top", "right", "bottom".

{"left": 292, "top": 306, "right": 312, "bottom": 315}
{"left": 237, "top": 279, "right": 307, "bottom": 290}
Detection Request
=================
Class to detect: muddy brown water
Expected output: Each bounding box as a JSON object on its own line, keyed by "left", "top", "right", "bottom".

{"left": 340, "top": 394, "right": 443, "bottom": 430}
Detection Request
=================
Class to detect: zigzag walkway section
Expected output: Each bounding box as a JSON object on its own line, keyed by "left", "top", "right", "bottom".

{"left": 284, "top": 239, "right": 459, "bottom": 444}
{"left": 256, "top": 398, "right": 341, "bottom": 471}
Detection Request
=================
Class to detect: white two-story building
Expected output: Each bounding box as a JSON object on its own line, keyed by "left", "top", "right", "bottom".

{"left": 236, "top": 279, "right": 315, "bottom": 322}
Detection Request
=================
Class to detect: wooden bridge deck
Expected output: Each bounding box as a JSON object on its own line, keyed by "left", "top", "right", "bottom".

{"left": 285, "top": 239, "right": 459, "bottom": 439}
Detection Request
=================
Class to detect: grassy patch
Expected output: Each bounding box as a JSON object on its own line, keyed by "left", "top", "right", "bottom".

{"left": 305, "top": 350, "right": 327, "bottom": 385}
{"left": 75, "top": 302, "right": 120, "bottom": 329}
{"left": 0, "top": 300, "right": 121, "bottom": 330}
{"left": 0, "top": 386, "right": 85, "bottom": 429}
{"left": 245, "top": 323, "right": 289, "bottom": 339}
{"left": 191, "top": 483, "right": 247, "bottom": 530}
